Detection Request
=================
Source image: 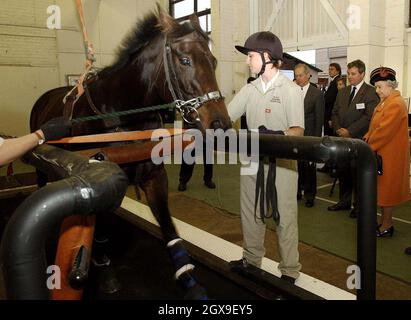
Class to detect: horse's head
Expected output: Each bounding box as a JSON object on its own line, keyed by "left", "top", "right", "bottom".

{"left": 157, "top": 9, "right": 232, "bottom": 133}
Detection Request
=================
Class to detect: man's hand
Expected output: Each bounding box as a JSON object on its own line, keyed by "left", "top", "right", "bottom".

{"left": 336, "top": 128, "right": 351, "bottom": 138}
{"left": 40, "top": 117, "right": 72, "bottom": 141}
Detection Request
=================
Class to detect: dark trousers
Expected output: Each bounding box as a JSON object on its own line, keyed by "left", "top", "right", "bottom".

{"left": 324, "top": 122, "right": 334, "bottom": 137}
{"left": 179, "top": 146, "right": 213, "bottom": 184}
{"left": 337, "top": 160, "right": 358, "bottom": 209}
{"left": 297, "top": 161, "right": 317, "bottom": 200}
{"left": 322, "top": 123, "right": 336, "bottom": 170}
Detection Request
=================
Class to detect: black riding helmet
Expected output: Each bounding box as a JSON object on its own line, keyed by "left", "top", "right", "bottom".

{"left": 235, "top": 31, "right": 283, "bottom": 76}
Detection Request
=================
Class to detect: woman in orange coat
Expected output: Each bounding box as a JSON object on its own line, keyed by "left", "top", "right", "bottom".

{"left": 364, "top": 67, "right": 410, "bottom": 237}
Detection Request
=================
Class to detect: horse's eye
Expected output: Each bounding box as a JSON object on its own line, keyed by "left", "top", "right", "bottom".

{"left": 180, "top": 57, "right": 191, "bottom": 66}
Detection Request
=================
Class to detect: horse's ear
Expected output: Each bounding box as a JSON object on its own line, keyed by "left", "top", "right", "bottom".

{"left": 157, "top": 4, "right": 178, "bottom": 33}
{"left": 189, "top": 14, "right": 201, "bottom": 28}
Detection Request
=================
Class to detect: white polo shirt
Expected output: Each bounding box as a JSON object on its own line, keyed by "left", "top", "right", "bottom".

{"left": 228, "top": 73, "right": 305, "bottom": 132}
{"left": 228, "top": 72, "right": 304, "bottom": 171}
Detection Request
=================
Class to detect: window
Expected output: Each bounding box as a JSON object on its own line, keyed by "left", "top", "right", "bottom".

{"left": 169, "top": 0, "right": 211, "bottom": 34}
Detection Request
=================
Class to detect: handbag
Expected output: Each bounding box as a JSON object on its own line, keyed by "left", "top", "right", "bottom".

{"left": 375, "top": 153, "right": 383, "bottom": 176}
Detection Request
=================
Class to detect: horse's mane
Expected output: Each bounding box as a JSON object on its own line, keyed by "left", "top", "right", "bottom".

{"left": 99, "top": 12, "right": 210, "bottom": 79}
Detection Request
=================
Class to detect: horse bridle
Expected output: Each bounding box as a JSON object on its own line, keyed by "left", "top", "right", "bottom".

{"left": 163, "top": 37, "right": 224, "bottom": 125}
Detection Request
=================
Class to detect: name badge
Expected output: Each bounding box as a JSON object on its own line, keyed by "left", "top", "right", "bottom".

{"left": 356, "top": 103, "right": 365, "bottom": 110}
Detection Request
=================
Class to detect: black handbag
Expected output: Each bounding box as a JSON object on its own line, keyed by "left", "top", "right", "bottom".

{"left": 376, "top": 153, "right": 383, "bottom": 176}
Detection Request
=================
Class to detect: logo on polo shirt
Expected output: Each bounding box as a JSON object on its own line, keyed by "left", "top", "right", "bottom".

{"left": 270, "top": 96, "right": 281, "bottom": 104}
{"left": 265, "top": 108, "right": 271, "bottom": 114}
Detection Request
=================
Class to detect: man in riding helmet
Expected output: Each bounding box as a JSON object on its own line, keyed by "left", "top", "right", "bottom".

{"left": 228, "top": 31, "right": 304, "bottom": 283}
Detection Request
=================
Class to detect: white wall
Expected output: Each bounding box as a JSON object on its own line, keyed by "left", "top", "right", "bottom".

{"left": 347, "top": 0, "right": 410, "bottom": 96}
{"left": 0, "top": 0, "right": 59, "bottom": 136}
{"left": 212, "top": 0, "right": 250, "bottom": 104}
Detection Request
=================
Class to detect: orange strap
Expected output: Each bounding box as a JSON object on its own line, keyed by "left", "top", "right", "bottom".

{"left": 63, "top": 0, "right": 96, "bottom": 106}
{"left": 75, "top": 0, "right": 95, "bottom": 97}
{"left": 47, "top": 129, "right": 186, "bottom": 144}
{"left": 75, "top": 0, "right": 95, "bottom": 66}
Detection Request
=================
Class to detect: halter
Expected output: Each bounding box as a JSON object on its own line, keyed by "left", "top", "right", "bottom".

{"left": 163, "top": 37, "right": 224, "bottom": 125}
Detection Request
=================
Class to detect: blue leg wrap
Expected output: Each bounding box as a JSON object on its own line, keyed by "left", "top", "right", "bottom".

{"left": 168, "top": 239, "right": 192, "bottom": 273}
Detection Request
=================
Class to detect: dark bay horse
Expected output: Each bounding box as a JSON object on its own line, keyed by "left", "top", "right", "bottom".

{"left": 30, "top": 8, "right": 231, "bottom": 299}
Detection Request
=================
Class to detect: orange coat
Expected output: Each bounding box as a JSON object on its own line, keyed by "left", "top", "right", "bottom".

{"left": 364, "top": 90, "right": 410, "bottom": 206}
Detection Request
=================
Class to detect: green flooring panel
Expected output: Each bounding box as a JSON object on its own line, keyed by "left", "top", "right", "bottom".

{"left": 165, "top": 163, "right": 411, "bottom": 284}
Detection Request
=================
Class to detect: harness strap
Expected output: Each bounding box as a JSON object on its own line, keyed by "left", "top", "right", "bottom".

{"left": 84, "top": 84, "right": 102, "bottom": 116}
{"left": 47, "top": 128, "right": 186, "bottom": 144}
{"left": 63, "top": 90, "right": 78, "bottom": 120}
{"left": 84, "top": 84, "right": 121, "bottom": 129}
{"left": 164, "top": 40, "right": 184, "bottom": 102}
{"left": 62, "top": 0, "right": 96, "bottom": 120}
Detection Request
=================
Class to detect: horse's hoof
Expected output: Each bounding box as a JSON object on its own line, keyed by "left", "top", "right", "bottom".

{"left": 95, "top": 264, "right": 122, "bottom": 294}
{"left": 99, "top": 276, "right": 122, "bottom": 294}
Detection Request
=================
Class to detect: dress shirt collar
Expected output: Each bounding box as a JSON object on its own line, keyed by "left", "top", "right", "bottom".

{"left": 261, "top": 71, "right": 280, "bottom": 93}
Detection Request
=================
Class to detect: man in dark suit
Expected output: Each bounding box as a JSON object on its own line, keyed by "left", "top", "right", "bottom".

{"left": 328, "top": 60, "right": 379, "bottom": 217}
{"left": 324, "top": 63, "right": 341, "bottom": 136}
{"left": 318, "top": 63, "right": 341, "bottom": 173}
{"left": 294, "top": 64, "right": 325, "bottom": 208}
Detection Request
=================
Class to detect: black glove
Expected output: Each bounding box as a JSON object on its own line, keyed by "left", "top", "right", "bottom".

{"left": 258, "top": 125, "right": 285, "bottom": 135}
{"left": 40, "top": 117, "right": 72, "bottom": 141}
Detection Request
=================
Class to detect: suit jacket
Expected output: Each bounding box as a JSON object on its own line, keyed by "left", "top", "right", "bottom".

{"left": 304, "top": 85, "right": 325, "bottom": 137}
{"left": 324, "top": 76, "right": 339, "bottom": 123}
{"left": 331, "top": 83, "right": 379, "bottom": 139}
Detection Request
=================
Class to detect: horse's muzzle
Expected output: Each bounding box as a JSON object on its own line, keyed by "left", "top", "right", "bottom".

{"left": 211, "top": 120, "right": 231, "bottom": 131}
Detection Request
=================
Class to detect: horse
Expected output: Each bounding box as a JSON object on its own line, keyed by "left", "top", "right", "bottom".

{"left": 30, "top": 7, "right": 231, "bottom": 299}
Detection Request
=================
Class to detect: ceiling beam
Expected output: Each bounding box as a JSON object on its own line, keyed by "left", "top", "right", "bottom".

{"left": 319, "top": 0, "right": 348, "bottom": 39}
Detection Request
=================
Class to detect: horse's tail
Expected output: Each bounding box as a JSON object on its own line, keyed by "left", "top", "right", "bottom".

{"left": 30, "top": 86, "right": 73, "bottom": 131}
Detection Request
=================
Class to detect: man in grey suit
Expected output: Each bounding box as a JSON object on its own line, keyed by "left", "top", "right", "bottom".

{"left": 294, "top": 64, "right": 325, "bottom": 208}
{"left": 328, "top": 60, "right": 379, "bottom": 217}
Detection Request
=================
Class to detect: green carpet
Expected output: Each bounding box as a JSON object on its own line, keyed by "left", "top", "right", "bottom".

{"left": 165, "top": 163, "right": 411, "bottom": 284}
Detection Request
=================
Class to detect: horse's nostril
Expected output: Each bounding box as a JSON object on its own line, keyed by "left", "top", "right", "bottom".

{"left": 211, "top": 120, "right": 223, "bottom": 130}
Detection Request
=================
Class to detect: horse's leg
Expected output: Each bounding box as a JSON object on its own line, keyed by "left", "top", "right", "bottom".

{"left": 139, "top": 164, "right": 208, "bottom": 300}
